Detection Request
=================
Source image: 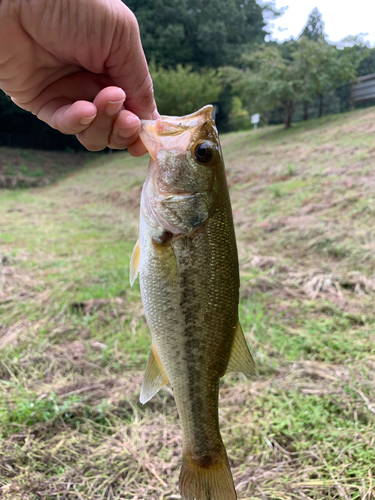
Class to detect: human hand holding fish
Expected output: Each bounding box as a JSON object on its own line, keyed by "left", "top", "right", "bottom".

{"left": 0, "top": 0, "right": 158, "bottom": 154}
{"left": 130, "top": 106, "right": 257, "bottom": 500}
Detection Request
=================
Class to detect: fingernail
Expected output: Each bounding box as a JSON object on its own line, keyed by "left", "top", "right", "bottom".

{"left": 80, "top": 114, "right": 97, "bottom": 125}
{"left": 105, "top": 100, "right": 125, "bottom": 116}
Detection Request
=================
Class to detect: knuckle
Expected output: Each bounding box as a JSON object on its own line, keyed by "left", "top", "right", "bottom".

{"left": 125, "top": 9, "right": 140, "bottom": 35}
{"left": 108, "top": 132, "right": 137, "bottom": 150}
{"left": 77, "top": 123, "right": 111, "bottom": 151}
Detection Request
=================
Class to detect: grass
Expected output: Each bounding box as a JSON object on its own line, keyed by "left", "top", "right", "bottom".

{"left": 1, "top": 107, "right": 375, "bottom": 499}
{"left": 0, "top": 146, "right": 94, "bottom": 187}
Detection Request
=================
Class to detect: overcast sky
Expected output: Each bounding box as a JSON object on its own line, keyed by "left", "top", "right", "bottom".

{"left": 267, "top": 1, "right": 375, "bottom": 46}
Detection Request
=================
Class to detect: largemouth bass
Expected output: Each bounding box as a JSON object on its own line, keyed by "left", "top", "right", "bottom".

{"left": 130, "top": 105, "right": 256, "bottom": 500}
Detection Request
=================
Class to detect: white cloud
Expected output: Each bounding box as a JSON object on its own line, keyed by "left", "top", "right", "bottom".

{"left": 268, "top": 1, "right": 375, "bottom": 46}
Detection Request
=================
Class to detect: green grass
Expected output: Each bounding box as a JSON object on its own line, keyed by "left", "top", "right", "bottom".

{"left": 0, "top": 384, "right": 82, "bottom": 437}
{"left": 0, "top": 146, "right": 93, "bottom": 186}
{"left": 1, "top": 108, "right": 375, "bottom": 499}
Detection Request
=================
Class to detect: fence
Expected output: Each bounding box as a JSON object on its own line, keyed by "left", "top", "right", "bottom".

{"left": 351, "top": 73, "right": 375, "bottom": 104}
{"left": 0, "top": 90, "right": 86, "bottom": 151}
{"left": 270, "top": 76, "right": 375, "bottom": 127}
{"left": 1, "top": 75, "right": 375, "bottom": 148}
{"left": 291, "top": 83, "right": 353, "bottom": 123}
{"left": 218, "top": 77, "right": 375, "bottom": 132}
{"left": 0, "top": 131, "right": 83, "bottom": 151}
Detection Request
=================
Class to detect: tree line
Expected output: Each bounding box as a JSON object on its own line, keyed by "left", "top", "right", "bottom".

{"left": 1, "top": 2, "right": 375, "bottom": 149}
{"left": 135, "top": 3, "right": 375, "bottom": 129}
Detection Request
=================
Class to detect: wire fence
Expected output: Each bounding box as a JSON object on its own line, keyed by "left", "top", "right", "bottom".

{"left": 223, "top": 80, "right": 375, "bottom": 132}
{"left": 292, "top": 84, "right": 353, "bottom": 123}
{"left": 0, "top": 127, "right": 84, "bottom": 151}
{"left": 1, "top": 78, "right": 375, "bottom": 149}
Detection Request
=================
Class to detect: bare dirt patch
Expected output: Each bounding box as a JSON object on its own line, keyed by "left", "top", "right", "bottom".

{"left": 105, "top": 185, "right": 143, "bottom": 211}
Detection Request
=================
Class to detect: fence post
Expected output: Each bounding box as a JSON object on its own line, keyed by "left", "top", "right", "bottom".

{"left": 318, "top": 94, "right": 323, "bottom": 118}
{"left": 303, "top": 101, "right": 309, "bottom": 121}
{"left": 350, "top": 82, "right": 355, "bottom": 111}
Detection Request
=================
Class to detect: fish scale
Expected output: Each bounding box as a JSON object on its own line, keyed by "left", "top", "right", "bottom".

{"left": 142, "top": 200, "right": 236, "bottom": 447}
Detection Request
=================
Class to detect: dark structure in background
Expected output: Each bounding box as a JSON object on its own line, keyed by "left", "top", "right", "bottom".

{"left": 290, "top": 83, "right": 353, "bottom": 124}
{"left": 351, "top": 74, "right": 375, "bottom": 107}
{"left": 2, "top": 79, "right": 375, "bottom": 150}
{"left": 0, "top": 92, "right": 84, "bottom": 151}
{"left": 289, "top": 76, "right": 375, "bottom": 125}
{"left": 2, "top": 2, "right": 375, "bottom": 149}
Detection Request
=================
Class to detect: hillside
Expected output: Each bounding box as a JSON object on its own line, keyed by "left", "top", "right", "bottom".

{"left": 0, "top": 147, "right": 92, "bottom": 188}
{"left": 1, "top": 108, "right": 375, "bottom": 499}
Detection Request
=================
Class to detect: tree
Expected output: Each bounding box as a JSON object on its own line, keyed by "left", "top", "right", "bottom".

{"left": 338, "top": 35, "right": 374, "bottom": 77}
{"left": 150, "top": 63, "right": 222, "bottom": 116}
{"left": 300, "top": 7, "right": 325, "bottom": 42}
{"left": 356, "top": 48, "right": 375, "bottom": 76}
{"left": 226, "top": 39, "right": 358, "bottom": 128}
{"left": 299, "top": 7, "right": 326, "bottom": 119}
{"left": 125, "top": 0, "right": 268, "bottom": 68}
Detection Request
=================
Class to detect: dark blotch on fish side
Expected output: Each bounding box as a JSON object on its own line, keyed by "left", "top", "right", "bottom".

{"left": 178, "top": 248, "right": 213, "bottom": 456}
{"left": 192, "top": 451, "right": 221, "bottom": 469}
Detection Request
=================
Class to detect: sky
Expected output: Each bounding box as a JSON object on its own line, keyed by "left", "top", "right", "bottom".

{"left": 267, "top": 0, "right": 375, "bottom": 46}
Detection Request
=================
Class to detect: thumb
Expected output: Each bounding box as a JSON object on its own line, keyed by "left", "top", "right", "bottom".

{"left": 106, "top": 5, "right": 159, "bottom": 120}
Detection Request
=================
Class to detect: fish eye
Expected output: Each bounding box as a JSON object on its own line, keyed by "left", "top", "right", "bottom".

{"left": 194, "top": 142, "right": 213, "bottom": 163}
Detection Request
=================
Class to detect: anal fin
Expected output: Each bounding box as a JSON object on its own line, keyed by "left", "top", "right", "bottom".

{"left": 129, "top": 239, "right": 140, "bottom": 286}
{"left": 226, "top": 320, "right": 257, "bottom": 376}
{"left": 140, "top": 343, "right": 169, "bottom": 404}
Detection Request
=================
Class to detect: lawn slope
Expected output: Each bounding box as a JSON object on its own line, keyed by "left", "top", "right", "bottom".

{"left": 1, "top": 108, "right": 375, "bottom": 499}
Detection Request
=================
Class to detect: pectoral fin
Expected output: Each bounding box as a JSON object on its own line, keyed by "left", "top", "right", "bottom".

{"left": 140, "top": 343, "right": 169, "bottom": 404}
{"left": 226, "top": 320, "right": 257, "bottom": 376}
{"left": 129, "top": 239, "right": 140, "bottom": 287}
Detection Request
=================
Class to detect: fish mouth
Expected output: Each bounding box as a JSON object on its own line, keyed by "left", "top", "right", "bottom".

{"left": 139, "top": 105, "right": 214, "bottom": 160}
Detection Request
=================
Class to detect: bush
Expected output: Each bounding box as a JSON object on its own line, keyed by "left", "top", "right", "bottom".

{"left": 150, "top": 63, "right": 222, "bottom": 116}
{"left": 228, "top": 97, "right": 251, "bottom": 131}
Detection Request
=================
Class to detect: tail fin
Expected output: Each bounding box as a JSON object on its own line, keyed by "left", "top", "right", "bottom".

{"left": 179, "top": 449, "right": 237, "bottom": 500}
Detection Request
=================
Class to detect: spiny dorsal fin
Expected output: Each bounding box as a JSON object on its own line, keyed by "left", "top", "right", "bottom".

{"left": 129, "top": 239, "right": 140, "bottom": 287}
{"left": 140, "top": 343, "right": 169, "bottom": 404}
{"left": 226, "top": 320, "right": 257, "bottom": 376}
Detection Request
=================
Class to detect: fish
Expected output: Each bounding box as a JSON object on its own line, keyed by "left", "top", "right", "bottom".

{"left": 130, "top": 105, "right": 256, "bottom": 500}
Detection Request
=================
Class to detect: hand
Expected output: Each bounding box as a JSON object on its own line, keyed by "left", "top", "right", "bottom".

{"left": 0, "top": 0, "right": 159, "bottom": 154}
